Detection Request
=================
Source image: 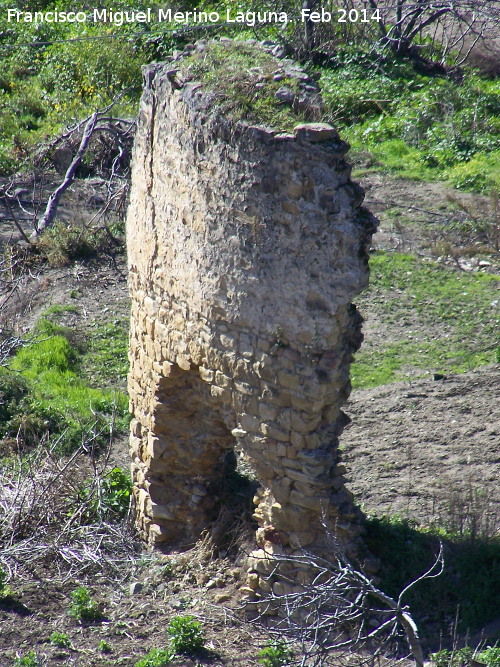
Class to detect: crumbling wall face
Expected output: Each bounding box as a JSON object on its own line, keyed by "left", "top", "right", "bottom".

{"left": 127, "top": 62, "right": 377, "bottom": 559}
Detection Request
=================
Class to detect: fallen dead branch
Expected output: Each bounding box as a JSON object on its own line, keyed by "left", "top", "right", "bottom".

{"left": 245, "top": 522, "right": 444, "bottom": 667}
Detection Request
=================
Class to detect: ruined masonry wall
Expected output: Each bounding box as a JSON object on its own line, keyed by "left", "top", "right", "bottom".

{"left": 126, "top": 59, "right": 377, "bottom": 575}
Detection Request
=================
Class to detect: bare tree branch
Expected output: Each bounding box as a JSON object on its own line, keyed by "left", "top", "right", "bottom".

{"left": 244, "top": 525, "right": 444, "bottom": 667}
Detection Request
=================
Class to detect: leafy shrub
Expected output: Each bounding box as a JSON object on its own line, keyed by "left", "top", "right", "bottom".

{"left": 49, "top": 631, "right": 70, "bottom": 648}
{"left": 431, "top": 646, "right": 500, "bottom": 667}
{"left": 259, "top": 639, "right": 293, "bottom": 667}
{"left": 321, "top": 50, "right": 500, "bottom": 190}
{"left": 430, "top": 647, "right": 473, "bottom": 667}
{"left": 134, "top": 647, "right": 174, "bottom": 667}
{"left": 100, "top": 467, "right": 132, "bottom": 519}
{"left": 480, "top": 647, "right": 500, "bottom": 667}
{"left": 13, "top": 652, "right": 40, "bottom": 667}
{"left": 68, "top": 586, "right": 102, "bottom": 622}
{"left": 167, "top": 615, "right": 204, "bottom": 654}
{"left": 76, "top": 467, "right": 132, "bottom": 523}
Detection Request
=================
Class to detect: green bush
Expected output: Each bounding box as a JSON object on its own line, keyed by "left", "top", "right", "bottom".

{"left": 259, "top": 639, "right": 293, "bottom": 667}
{"left": 167, "top": 615, "right": 204, "bottom": 654}
{"left": 134, "top": 647, "right": 174, "bottom": 667}
{"left": 68, "top": 586, "right": 102, "bottom": 622}
{"left": 321, "top": 50, "right": 500, "bottom": 190}
{"left": 75, "top": 467, "right": 132, "bottom": 523}
{"left": 13, "top": 652, "right": 40, "bottom": 667}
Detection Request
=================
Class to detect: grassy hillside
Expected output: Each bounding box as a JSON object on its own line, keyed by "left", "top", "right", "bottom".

{"left": 1, "top": 1, "right": 500, "bottom": 192}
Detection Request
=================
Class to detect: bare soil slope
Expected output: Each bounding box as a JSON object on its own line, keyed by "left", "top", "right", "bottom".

{"left": 342, "top": 368, "right": 500, "bottom": 531}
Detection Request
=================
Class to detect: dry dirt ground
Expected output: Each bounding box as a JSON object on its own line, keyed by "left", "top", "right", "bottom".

{"left": 342, "top": 368, "right": 500, "bottom": 529}
{"left": 1, "top": 170, "right": 499, "bottom": 664}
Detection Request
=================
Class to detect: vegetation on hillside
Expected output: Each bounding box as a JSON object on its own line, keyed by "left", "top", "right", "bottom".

{"left": 0, "top": 0, "right": 499, "bottom": 191}
{"left": 351, "top": 252, "right": 500, "bottom": 388}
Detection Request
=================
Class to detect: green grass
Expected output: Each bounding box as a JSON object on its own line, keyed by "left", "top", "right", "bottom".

{"left": 79, "top": 321, "right": 129, "bottom": 388}
{"left": 1, "top": 318, "right": 129, "bottom": 454}
{"left": 352, "top": 252, "right": 500, "bottom": 388}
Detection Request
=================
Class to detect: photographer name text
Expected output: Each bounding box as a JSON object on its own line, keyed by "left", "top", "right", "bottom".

{"left": 7, "top": 7, "right": 381, "bottom": 26}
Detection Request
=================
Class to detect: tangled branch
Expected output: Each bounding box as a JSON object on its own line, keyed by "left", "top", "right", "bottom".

{"left": 246, "top": 525, "right": 444, "bottom": 667}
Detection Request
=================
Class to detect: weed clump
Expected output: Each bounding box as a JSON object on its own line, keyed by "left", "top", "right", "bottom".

{"left": 49, "top": 631, "right": 70, "bottom": 648}
{"left": 134, "top": 647, "right": 174, "bottom": 667}
{"left": 74, "top": 466, "right": 132, "bottom": 523}
{"left": 13, "top": 652, "right": 40, "bottom": 667}
{"left": 167, "top": 615, "right": 205, "bottom": 654}
{"left": 68, "top": 586, "right": 103, "bottom": 623}
{"left": 36, "top": 220, "right": 124, "bottom": 268}
{"left": 259, "top": 639, "right": 293, "bottom": 666}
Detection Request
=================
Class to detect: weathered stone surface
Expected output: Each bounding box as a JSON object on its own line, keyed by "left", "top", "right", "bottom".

{"left": 126, "top": 44, "right": 376, "bottom": 580}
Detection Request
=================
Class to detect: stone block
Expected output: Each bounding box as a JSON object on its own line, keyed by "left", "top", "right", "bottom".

{"left": 259, "top": 403, "right": 278, "bottom": 421}
{"left": 289, "top": 490, "right": 324, "bottom": 512}
{"left": 240, "top": 413, "right": 260, "bottom": 433}
{"left": 261, "top": 424, "right": 289, "bottom": 442}
{"left": 234, "top": 380, "right": 255, "bottom": 396}
{"left": 199, "top": 366, "right": 214, "bottom": 382}
{"left": 291, "top": 411, "right": 322, "bottom": 433}
{"left": 215, "top": 371, "right": 232, "bottom": 388}
{"left": 277, "top": 371, "right": 300, "bottom": 391}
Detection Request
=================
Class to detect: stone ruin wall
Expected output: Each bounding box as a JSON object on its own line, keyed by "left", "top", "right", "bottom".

{"left": 126, "top": 54, "right": 378, "bottom": 590}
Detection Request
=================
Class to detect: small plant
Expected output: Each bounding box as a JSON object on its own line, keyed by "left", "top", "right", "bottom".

{"left": 99, "top": 639, "right": 112, "bottom": 653}
{"left": 259, "top": 639, "right": 293, "bottom": 667}
{"left": 431, "top": 646, "right": 500, "bottom": 667}
{"left": 134, "top": 647, "right": 174, "bottom": 667}
{"left": 0, "top": 564, "right": 12, "bottom": 599}
{"left": 13, "top": 652, "right": 40, "bottom": 667}
{"left": 49, "top": 630, "right": 70, "bottom": 648}
{"left": 99, "top": 467, "right": 132, "bottom": 519}
{"left": 480, "top": 647, "right": 500, "bottom": 667}
{"left": 68, "top": 586, "right": 102, "bottom": 622}
{"left": 167, "top": 615, "right": 204, "bottom": 654}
